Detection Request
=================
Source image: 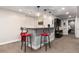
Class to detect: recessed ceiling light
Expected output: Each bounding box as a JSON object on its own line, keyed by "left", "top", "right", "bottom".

{"left": 18, "top": 9, "right": 22, "bottom": 12}
{"left": 69, "top": 15, "right": 71, "bottom": 18}
{"left": 61, "top": 7, "right": 65, "bottom": 10}
{"left": 66, "top": 12, "right": 69, "bottom": 15}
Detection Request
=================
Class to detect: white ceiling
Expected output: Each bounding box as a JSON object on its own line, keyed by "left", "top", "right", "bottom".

{"left": 0, "top": 6, "right": 77, "bottom": 19}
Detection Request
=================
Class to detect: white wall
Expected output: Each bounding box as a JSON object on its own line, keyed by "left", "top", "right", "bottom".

{"left": 44, "top": 15, "right": 54, "bottom": 27}
{"left": 0, "top": 9, "right": 55, "bottom": 45}
{"left": 0, "top": 10, "right": 35, "bottom": 44}
{"left": 35, "top": 15, "right": 55, "bottom": 28}
{"left": 75, "top": 17, "right": 79, "bottom": 38}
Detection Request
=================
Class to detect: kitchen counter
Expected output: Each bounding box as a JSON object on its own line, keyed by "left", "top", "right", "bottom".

{"left": 26, "top": 27, "right": 54, "bottom": 29}
{"left": 25, "top": 27, "right": 55, "bottom": 50}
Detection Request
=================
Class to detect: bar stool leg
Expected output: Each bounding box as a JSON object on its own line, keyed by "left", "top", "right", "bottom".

{"left": 45, "top": 44, "right": 47, "bottom": 51}
{"left": 40, "top": 36, "right": 42, "bottom": 49}
{"left": 24, "top": 41, "right": 26, "bottom": 52}
{"left": 27, "top": 37, "right": 28, "bottom": 46}
{"left": 30, "top": 36, "right": 32, "bottom": 50}
{"left": 48, "top": 36, "right": 51, "bottom": 48}
{"left": 44, "top": 36, "right": 47, "bottom": 51}
{"left": 21, "top": 40, "right": 23, "bottom": 50}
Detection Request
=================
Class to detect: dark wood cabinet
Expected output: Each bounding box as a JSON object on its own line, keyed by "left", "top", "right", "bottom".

{"left": 54, "top": 18, "right": 63, "bottom": 38}
{"left": 55, "top": 30, "right": 63, "bottom": 38}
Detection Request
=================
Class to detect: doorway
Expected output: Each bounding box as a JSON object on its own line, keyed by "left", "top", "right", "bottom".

{"left": 54, "top": 18, "right": 63, "bottom": 38}
{"left": 68, "top": 19, "right": 75, "bottom": 37}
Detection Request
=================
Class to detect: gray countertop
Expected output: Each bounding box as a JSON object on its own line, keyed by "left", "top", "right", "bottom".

{"left": 26, "top": 27, "right": 54, "bottom": 29}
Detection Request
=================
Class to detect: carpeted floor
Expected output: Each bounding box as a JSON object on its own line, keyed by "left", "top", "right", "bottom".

{"left": 0, "top": 35, "right": 79, "bottom": 53}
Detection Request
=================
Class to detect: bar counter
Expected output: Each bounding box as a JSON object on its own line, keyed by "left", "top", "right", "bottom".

{"left": 26, "top": 27, "right": 55, "bottom": 50}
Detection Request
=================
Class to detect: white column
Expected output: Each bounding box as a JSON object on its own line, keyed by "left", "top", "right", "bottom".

{"left": 75, "top": 17, "right": 79, "bottom": 38}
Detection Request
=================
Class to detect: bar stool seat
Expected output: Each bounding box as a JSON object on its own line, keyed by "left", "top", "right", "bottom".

{"left": 20, "top": 32, "right": 27, "bottom": 36}
{"left": 25, "top": 33, "right": 32, "bottom": 36}
{"left": 21, "top": 32, "right": 32, "bottom": 36}
{"left": 40, "top": 33, "right": 49, "bottom": 36}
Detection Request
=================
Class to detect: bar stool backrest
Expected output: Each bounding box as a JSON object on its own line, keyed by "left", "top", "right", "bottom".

{"left": 48, "top": 24, "right": 50, "bottom": 34}
{"left": 42, "top": 24, "right": 50, "bottom": 34}
{"left": 25, "top": 28, "right": 28, "bottom": 33}
{"left": 20, "top": 27, "right": 23, "bottom": 32}
{"left": 20, "top": 27, "right": 27, "bottom": 33}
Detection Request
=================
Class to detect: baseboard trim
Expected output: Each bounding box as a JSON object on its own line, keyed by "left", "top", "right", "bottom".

{"left": 0, "top": 39, "right": 40, "bottom": 50}
{"left": 0, "top": 39, "right": 20, "bottom": 45}
{"left": 0, "top": 39, "right": 54, "bottom": 50}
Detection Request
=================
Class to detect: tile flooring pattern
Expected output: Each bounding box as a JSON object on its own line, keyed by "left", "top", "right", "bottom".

{"left": 0, "top": 35, "right": 79, "bottom": 53}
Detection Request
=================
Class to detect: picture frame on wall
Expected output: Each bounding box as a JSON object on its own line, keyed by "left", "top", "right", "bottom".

{"left": 38, "top": 21, "right": 43, "bottom": 25}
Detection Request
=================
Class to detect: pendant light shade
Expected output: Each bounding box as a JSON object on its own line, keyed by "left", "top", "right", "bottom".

{"left": 37, "top": 6, "right": 40, "bottom": 8}
{"left": 44, "top": 9, "right": 47, "bottom": 11}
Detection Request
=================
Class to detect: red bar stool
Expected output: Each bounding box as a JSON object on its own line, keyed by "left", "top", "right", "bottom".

{"left": 20, "top": 32, "right": 32, "bottom": 52}
{"left": 40, "top": 25, "right": 51, "bottom": 51}
{"left": 20, "top": 27, "right": 32, "bottom": 52}
{"left": 40, "top": 32, "right": 51, "bottom": 51}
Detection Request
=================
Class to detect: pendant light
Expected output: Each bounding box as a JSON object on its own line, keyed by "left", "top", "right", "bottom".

{"left": 43, "top": 9, "right": 47, "bottom": 19}
{"left": 37, "top": 6, "right": 43, "bottom": 25}
{"left": 37, "top": 6, "right": 40, "bottom": 17}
